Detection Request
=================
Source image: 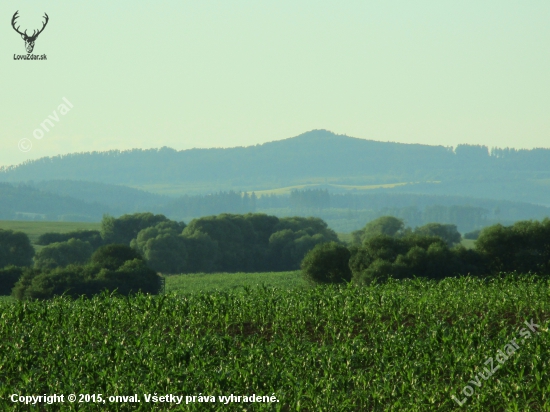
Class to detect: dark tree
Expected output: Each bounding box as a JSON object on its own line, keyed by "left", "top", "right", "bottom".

{"left": 0, "top": 229, "right": 34, "bottom": 268}
{"left": 268, "top": 216, "right": 339, "bottom": 271}
{"left": 181, "top": 232, "right": 218, "bottom": 273}
{"left": 13, "top": 247, "right": 160, "bottom": 300}
{"left": 182, "top": 213, "right": 264, "bottom": 272}
{"left": 349, "top": 234, "right": 477, "bottom": 284}
{"left": 91, "top": 244, "right": 144, "bottom": 270}
{"left": 36, "top": 230, "right": 103, "bottom": 249}
{"left": 139, "top": 234, "right": 188, "bottom": 274}
{"left": 0, "top": 265, "right": 24, "bottom": 295}
{"left": 352, "top": 216, "right": 407, "bottom": 245}
{"left": 475, "top": 219, "right": 550, "bottom": 274}
{"left": 301, "top": 242, "right": 352, "bottom": 284}
{"left": 94, "top": 259, "right": 161, "bottom": 296}
{"left": 101, "top": 213, "right": 177, "bottom": 245}
{"left": 414, "top": 223, "right": 461, "bottom": 247}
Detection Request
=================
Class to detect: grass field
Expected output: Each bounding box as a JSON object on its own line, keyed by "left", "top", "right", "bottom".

{"left": 165, "top": 271, "right": 309, "bottom": 295}
{"left": 461, "top": 238, "right": 476, "bottom": 249}
{"left": 0, "top": 221, "right": 101, "bottom": 244}
{"left": 131, "top": 180, "right": 413, "bottom": 196}
{"left": 1, "top": 274, "right": 549, "bottom": 411}
{"left": 133, "top": 180, "right": 443, "bottom": 197}
{"left": 248, "top": 182, "right": 413, "bottom": 197}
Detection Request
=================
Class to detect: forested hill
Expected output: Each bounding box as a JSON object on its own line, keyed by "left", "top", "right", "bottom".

{"left": 1, "top": 130, "right": 550, "bottom": 203}
{"left": 30, "top": 180, "right": 170, "bottom": 212}
{"left": 2, "top": 130, "right": 459, "bottom": 185}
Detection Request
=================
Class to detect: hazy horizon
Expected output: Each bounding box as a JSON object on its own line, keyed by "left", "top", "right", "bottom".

{"left": 2, "top": 1, "right": 549, "bottom": 167}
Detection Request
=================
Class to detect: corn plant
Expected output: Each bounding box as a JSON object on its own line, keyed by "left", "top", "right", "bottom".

{"left": 0, "top": 274, "right": 549, "bottom": 411}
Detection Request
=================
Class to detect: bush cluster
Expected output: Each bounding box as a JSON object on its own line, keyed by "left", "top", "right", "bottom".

{"left": 475, "top": 219, "right": 550, "bottom": 274}
{"left": 4, "top": 213, "right": 550, "bottom": 298}
{"left": 34, "top": 238, "right": 94, "bottom": 270}
{"left": 1, "top": 212, "right": 339, "bottom": 298}
{"left": 302, "top": 217, "right": 550, "bottom": 285}
{"left": 12, "top": 245, "right": 160, "bottom": 300}
{"left": 351, "top": 216, "right": 462, "bottom": 247}
{"left": 301, "top": 242, "right": 352, "bottom": 284}
{"left": 348, "top": 234, "right": 483, "bottom": 284}
{"left": 130, "top": 213, "right": 339, "bottom": 274}
{"left": 36, "top": 229, "right": 104, "bottom": 249}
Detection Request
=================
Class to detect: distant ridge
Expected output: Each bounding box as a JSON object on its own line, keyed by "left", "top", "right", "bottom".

{"left": 0, "top": 182, "right": 108, "bottom": 221}
{"left": 1, "top": 130, "right": 550, "bottom": 204}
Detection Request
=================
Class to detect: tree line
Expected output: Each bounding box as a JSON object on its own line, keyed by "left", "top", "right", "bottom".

{"left": 302, "top": 216, "right": 550, "bottom": 285}
{"left": 0, "top": 212, "right": 338, "bottom": 299}
{"left": 3, "top": 179, "right": 549, "bottom": 236}
{"left": 2, "top": 213, "right": 550, "bottom": 299}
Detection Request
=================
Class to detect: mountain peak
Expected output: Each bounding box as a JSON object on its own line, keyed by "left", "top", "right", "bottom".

{"left": 288, "top": 129, "right": 351, "bottom": 142}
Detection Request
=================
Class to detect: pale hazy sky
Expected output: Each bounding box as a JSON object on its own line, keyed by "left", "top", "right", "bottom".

{"left": 1, "top": 1, "right": 549, "bottom": 167}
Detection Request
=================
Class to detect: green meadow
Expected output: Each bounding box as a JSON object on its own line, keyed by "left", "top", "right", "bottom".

{"left": 246, "top": 182, "right": 414, "bottom": 197}
{"left": 130, "top": 178, "right": 437, "bottom": 197}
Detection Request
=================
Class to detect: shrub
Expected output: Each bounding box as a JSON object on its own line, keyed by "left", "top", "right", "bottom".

{"left": 351, "top": 216, "right": 406, "bottom": 245}
{"left": 34, "top": 239, "right": 94, "bottom": 270}
{"left": 269, "top": 230, "right": 329, "bottom": 271}
{"left": 350, "top": 234, "right": 481, "bottom": 284}
{"left": 131, "top": 221, "right": 206, "bottom": 274}
{"left": 91, "top": 244, "right": 144, "bottom": 270}
{"left": 181, "top": 232, "right": 219, "bottom": 273}
{"left": 101, "top": 213, "right": 177, "bottom": 245}
{"left": 475, "top": 219, "right": 550, "bottom": 275}
{"left": 301, "top": 242, "right": 352, "bottom": 285}
{"left": 11, "top": 268, "right": 45, "bottom": 300}
{"left": 414, "top": 223, "right": 461, "bottom": 247}
{"left": 13, "top": 258, "right": 160, "bottom": 301}
{"left": 0, "top": 229, "right": 34, "bottom": 268}
{"left": 95, "top": 259, "right": 161, "bottom": 296}
{"left": 139, "top": 234, "right": 188, "bottom": 274}
{"left": 13, "top": 242, "right": 161, "bottom": 300}
{"left": 13, "top": 265, "right": 95, "bottom": 300}
{"left": 36, "top": 230, "right": 103, "bottom": 249}
{"left": 181, "top": 214, "right": 337, "bottom": 272}
{"left": 352, "top": 258, "right": 395, "bottom": 285}
{"left": 0, "top": 266, "right": 24, "bottom": 295}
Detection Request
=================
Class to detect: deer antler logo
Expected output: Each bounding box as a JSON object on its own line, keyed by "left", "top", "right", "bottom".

{"left": 11, "top": 11, "right": 49, "bottom": 54}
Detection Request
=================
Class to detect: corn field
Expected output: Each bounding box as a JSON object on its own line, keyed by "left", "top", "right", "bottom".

{"left": 1, "top": 275, "right": 549, "bottom": 411}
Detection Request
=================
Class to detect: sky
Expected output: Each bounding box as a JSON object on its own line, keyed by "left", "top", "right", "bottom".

{"left": 1, "top": 1, "right": 549, "bottom": 167}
